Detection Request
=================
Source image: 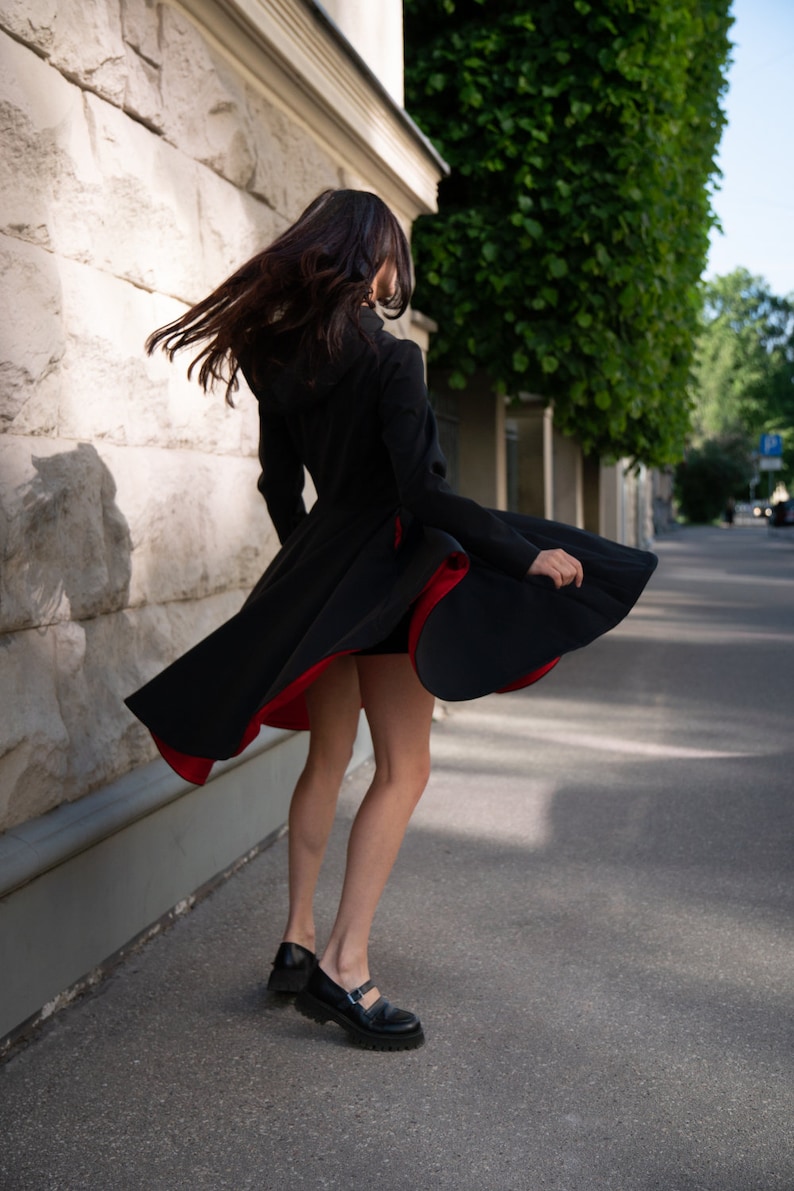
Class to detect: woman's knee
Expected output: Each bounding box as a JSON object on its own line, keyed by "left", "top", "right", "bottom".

{"left": 304, "top": 736, "right": 355, "bottom": 783}
{"left": 374, "top": 749, "right": 431, "bottom": 799}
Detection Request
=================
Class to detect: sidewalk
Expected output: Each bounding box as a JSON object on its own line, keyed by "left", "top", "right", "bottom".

{"left": 2, "top": 526, "right": 793, "bottom": 1190}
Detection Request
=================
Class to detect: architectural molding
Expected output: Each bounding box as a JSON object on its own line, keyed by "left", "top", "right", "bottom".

{"left": 0, "top": 725, "right": 289, "bottom": 900}
{"left": 171, "top": 0, "right": 447, "bottom": 219}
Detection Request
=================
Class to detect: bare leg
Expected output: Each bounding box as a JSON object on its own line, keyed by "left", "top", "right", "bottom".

{"left": 319, "top": 654, "right": 435, "bottom": 1008}
{"left": 281, "top": 656, "right": 361, "bottom": 952}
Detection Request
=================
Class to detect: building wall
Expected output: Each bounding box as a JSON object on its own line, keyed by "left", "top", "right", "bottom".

{"left": 0, "top": 0, "right": 445, "bottom": 1042}
{"left": 516, "top": 407, "right": 552, "bottom": 519}
{"left": 503, "top": 401, "right": 655, "bottom": 546}
{"left": 552, "top": 426, "right": 584, "bottom": 527}
{"left": 456, "top": 382, "right": 508, "bottom": 511}
{"left": 0, "top": 0, "right": 441, "bottom": 837}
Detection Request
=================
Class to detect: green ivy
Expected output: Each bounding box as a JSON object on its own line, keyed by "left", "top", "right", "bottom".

{"left": 404, "top": 0, "right": 732, "bottom": 466}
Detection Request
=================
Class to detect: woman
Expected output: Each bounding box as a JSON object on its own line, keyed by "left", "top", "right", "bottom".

{"left": 126, "top": 189, "right": 656, "bottom": 1052}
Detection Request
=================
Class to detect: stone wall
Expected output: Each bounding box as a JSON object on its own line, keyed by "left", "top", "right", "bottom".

{"left": 0, "top": 0, "right": 365, "bottom": 833}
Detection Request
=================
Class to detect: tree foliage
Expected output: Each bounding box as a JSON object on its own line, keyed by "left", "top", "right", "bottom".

{"left": 674, "top": 437, "right": 753, "bottom": 523}
{"left": 692, "top": 268, "right": 794, "bottom": 487}
{"left": 404, "top": 0, "right": 732, "bottom": 467}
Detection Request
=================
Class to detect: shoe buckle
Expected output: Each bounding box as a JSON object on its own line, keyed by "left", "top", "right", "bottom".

{"left": 345, "top": 979, "right": 374, "bottom": 1005}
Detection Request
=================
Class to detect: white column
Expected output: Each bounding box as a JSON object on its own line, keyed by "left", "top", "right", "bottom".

{"left": 320, "top": 0, "right": 405, "bottom": 104}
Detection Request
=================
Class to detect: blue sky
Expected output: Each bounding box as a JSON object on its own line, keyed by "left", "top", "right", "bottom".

{"left": 705, "top": 0, "right": 794, "bottom": 296}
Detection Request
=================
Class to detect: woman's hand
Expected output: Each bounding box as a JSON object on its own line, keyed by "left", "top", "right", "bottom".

{"left": 527, "top": 549, "right": 583, "bottom": 589}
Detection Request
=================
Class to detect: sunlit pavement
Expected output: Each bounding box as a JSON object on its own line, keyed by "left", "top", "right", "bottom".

{"left": 2, "top": 525, "right": 792, "bottom": 1190}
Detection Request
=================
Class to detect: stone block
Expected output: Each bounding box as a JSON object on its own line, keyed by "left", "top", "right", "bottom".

{"left": 50, "top": 256, "right": 259, "bottom": 454}
{"left": 120, "top": 0, "right": 162, "bottom": 67}
{"left": 89, "top": 592, "right": 253, "bottom": 788}
{"left": 82, "top": 591, "right": 254, "bottom": 798}
{"left": 0, "top": 0, "right": 58, "bottom": 56}
{"left": 99, "top": 442, "right": 278, "bottom": 609}
{"left": 0, "top": 38, "right": 207, "bottom": 300}
{"left": 50, "top": 610, "right": 166, "bottom": 806}
{"left": 0, "top": 35, "right": 86, "bottom": 252}
{"left": 158, "top": 6, "right": 256, "bottom": 191}
{"left": 116, "top": 0, "right": 167, "bottom": 131}
{"left": 0, "top": 428, "right": 279, "bottom": 632}
{"left": 0, "top": 627, "right": 69, "bottom": 829}
{"left": 76, "top": 89, "right": 283, "bottom": 299}
{"left": 122, "top": 42, "right": 165, "bottom": 133}
{"left": 0, "top": 0, "right": 128, "bottom": 107}
{"left": 195, "top": 159, "right": 286, "bottom": 296}
{"left": 0, "top": 37, "right": 172, "bottom": 285}
{"left": 0, "top": 235, "right": 64, "bottom": 428}
{"left": 245, "top": 86, "right": 340, "bottom": 219}
{"left": 46, "top": 0, "right": 128, "bottom": 108}
{"left": 0, "top": 590, "right": 249, "bottom": 833}
{"left": 76, "top": 91, "right": 205, "bottom": 296}
{"left": 0, "top": 34, "right": 282, "bottom": 306}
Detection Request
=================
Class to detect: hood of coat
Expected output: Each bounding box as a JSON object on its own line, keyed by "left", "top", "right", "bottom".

{"left": 250, "top": 307, "right": 384, "bottom": 410}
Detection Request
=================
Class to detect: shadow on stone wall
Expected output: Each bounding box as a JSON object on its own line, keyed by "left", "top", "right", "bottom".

{"left": 0, "top": 443, "right": 138, "bottom": 830}
{"left": 2, "top": 442, "right": 132, "bottom": 633}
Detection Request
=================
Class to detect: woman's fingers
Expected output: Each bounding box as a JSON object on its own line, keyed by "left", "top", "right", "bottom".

{"left": 527, "top": 548, "right": 584, "bottom": 589}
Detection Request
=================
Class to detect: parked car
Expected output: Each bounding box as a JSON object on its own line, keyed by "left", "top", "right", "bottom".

{"left": 733, "top": 501, "right": 770, "bottom": 525}
{"left": 771, "top": 498, "right": 794, "bottom": 527}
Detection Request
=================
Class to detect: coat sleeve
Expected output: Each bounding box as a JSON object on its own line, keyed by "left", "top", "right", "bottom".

{"left": 256, "top": 405, "right": 308, "bottom": 545}
{"left": 378, "top": 339, "right": 540, "bottom": 579}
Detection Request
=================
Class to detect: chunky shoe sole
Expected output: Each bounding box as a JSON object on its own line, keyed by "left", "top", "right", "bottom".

{"left": 295, "top": 989, "right": 425, "bottom": 1051}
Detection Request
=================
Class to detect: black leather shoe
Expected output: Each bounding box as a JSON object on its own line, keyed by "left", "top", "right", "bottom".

{"left": 295, "top": 965, "right": 424, "bottom": 1050}
{"left": 266, "top": 942, "right": 316, "bottom": 993}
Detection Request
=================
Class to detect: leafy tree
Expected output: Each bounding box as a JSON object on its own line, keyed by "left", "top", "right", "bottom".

{"left": 674, "top": 437, "right": 753, "bottom": 522}
{"left": 404, "top": 0, "right": 732, "bottom": 467}
{"left": 692, "top": 269, "right": 794, "bottom": 487}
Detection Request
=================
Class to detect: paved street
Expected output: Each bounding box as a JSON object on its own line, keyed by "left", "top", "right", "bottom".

{"left": 2, "top": 525, "right": 793, "bottom": 1191}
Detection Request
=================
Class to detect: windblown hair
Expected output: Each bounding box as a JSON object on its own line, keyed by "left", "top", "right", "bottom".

{"left": 145, "top": 189, "right": 413, "bottom": 404}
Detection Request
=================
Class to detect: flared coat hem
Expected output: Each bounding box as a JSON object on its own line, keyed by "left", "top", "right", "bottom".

{"left": 126, "top": 506, "right": 656, "bottom": 787}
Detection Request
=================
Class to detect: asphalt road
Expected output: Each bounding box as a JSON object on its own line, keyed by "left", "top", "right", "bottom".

{"left": 2, "top": 525, "right": 793, "bottom": 1191}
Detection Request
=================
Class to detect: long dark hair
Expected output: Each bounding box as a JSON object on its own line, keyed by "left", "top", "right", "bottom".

{"left": 145, "top": 189, "right": 413, "bottom": 404}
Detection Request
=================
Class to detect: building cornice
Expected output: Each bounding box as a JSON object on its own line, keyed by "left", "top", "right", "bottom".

{"left": 170, "top": 0, "right": 448, "bottom": 217}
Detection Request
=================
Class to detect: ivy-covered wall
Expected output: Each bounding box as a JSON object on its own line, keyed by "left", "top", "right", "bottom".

{"left": 404, "top": 0, "right": 732, "bottom": 467}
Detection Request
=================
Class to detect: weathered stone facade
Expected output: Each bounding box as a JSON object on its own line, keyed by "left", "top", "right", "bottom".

{"left": 0, "top": 0, "right": 441, "bottom": 833}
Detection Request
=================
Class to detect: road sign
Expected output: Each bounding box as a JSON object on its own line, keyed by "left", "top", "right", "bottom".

{"left": 759, "top": 457, "right": 783, "bottom": 471}
{"left": 759, "top": 433, "right": 783, "bottom": 457}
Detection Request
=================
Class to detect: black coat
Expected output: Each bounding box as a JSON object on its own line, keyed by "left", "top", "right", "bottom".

{"left": 126, "top": 308, "right": 657, "bottom": 783}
